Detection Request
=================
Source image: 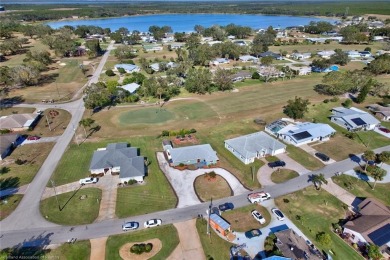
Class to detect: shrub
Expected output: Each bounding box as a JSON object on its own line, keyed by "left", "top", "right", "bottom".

{"left": 145, "top": 243, "right": 153, "bottom": 252}
{"left": 345, "top": 132, "right": 357, "bottom": 140}
{"left": 117, "top": 67, "right": 126, "bottom": 74}
{"left": 105, "top": 69, "right": 115, "bottom": 76}
{"left": 342, "top": 98, "right": 352, "bottom": 108}
{"left": 364, "top": 47, "right": 371, "bottom": 52}
{"left": 0, "top": 129, "right": 11, "bottom": 134}
{"left": 161, "top": 130, "right": 170, "bottom": 136}
{"left": 330, "top": 96, "right": 339, "bottom": 102}
{"left": 189, "top": 128, "right": 197, "bottom": 133}
{"left": 323, "top": 99, "right": 329, "bottom": 103}
{"left": 128, "top": 179, "right": 137, "bottom": 185}
{"left": 252, "top": 71, "right": 260, "bottom": 79}
{"left": 130, "top": 244, "right": 141, "bottom": 254}
{"left": 15, "top": 159, "right": 24, "bottom": 165}
{"left": 124, "top": 59, "right": 135, "bottom": 65}
{"left": 179, "top": 163, "right": 185, "bottom": 167}
{"left": 138, "top": 243, "right": 146, "bottom": 253}
{"left": 208, "top": 171, "right": 217, "bottom": 179}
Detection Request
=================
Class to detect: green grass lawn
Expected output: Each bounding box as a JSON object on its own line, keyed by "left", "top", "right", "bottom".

{"left": 275, "top": 187, "right": 363, "bottom": 260}
{"left": 0, "top": 143, "right": 55, "bottom": 189}
{"left": 55, "top": 59, "right": 89, "bottom": 84}
{"left": 44, "top": 240, "right": 90, "bottom": 260}
{"left": 118, "top": 107, "right": 175, "bottom": 125}
{"left": 0, "top": 194, "right": 23, "bottom": 221}
{"left": 271, "top": 169, "right": 299, "bottom": 183}
{"left": 332, "top": 174, "right": 390, "bottom": 206}
{"left": 194, "top": 174, "right": 232, "bottom": 202}
{"left": 222, "top": 204, "right": 272, "bottom": 231}
{"left": 50, "top": 137, "right": 177, "bottom": 218}
{"left": 105, "top": 224, "right": 179, "bottom": 260}
{"left": 196, "top": 218, "right": 233, "bottom": 260}
{"left": 40, "top": 187, "right": 101, "bottom": 225}
{"left": 286, "top": 145, "right": 324, "bottom": 170}
{"left": 264, "top": 156, "right": 280, "bottom": 163}
{"left": 0, "top": 107, "right": 35, "bottom": 116}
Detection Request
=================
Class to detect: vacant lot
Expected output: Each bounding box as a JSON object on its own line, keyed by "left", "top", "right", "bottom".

{"left": 276, "top": 187, "right": 362, "bottom": 260}
{"left": 0, "top": 142, "right": 55, "bottom": 188}
{"left": 29, "top": 109, "right": 71, "bottom": 137}
{"left": 286, "top": 145, "right": 324, "bottom": 170}
{"left": 0, "top": 107, "right": 35, "bottom": 116}
{"left": 40, "top": 187, "right": 102, "bottom": 225}
{"left": 105, "top": 224, "right": 179, "bottom": 260}
{"left": 194, "top": 174, "right": 232, "bottom": 202}
{"left": 222, "top": 204, "right": 271, "bottom": 231}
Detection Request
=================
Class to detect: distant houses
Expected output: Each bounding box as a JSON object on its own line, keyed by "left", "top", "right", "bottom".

{"left": 118, "top": 83, "right": 140, "bottom": 94}
{"left": 143, "top": 44, "right": 163, "bottom": 52}
{"left": 367, "top": 104, "right": 390, "bottom": 121}
{"left": 265, "top": 119, "right": 336, "bottom": 146}
{"left": 114, "top": 64, "right": 140, "bottom": 73}
{"left": 239, "top": 55, "right": 259, "bottom": 63}
{"left": 258, "top": 51, "right": 283, "bottom": 60}
{"left": 330, "top": 107, "right": 380, "bottom": 131}
{"left": 291, "top": 52, "right": 311, "bottom": 60}
{"left": 317, "top": 50, "right": 335, "bottom": 59}
{"left": 311, "top": 65, "right": 339, "bottom": 73}
{"left": 224, "top": 131, "right": 286, "bottom": 164}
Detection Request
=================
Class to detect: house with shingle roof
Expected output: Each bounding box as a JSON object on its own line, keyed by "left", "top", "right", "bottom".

{"left": 224, "top": 131, "right": 286, "bottom": 164}
{"left": 0, "top": 113, "right": 40, "bottom": 131}
{"left": 89, "top": 143, "right": 145, "bottom": 183}
{"left": 265, "top": 119, "right": 336, "bottom": 146}
{"left": 0, "top": 134, "right": 21, "bottom": 160}
{"left": 330, "top": 107, "right": 380, "bottom": 131}
{"left": 367, "top": 104, "right": 390, "bottom": 121}
{"left": 343, "top": 198, "right": 390, "bottom": 251}
{"left": 163, "top": 143, "right": 219, "bottom": 167}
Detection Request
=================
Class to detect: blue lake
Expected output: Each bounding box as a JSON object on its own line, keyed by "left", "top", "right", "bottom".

{"left": 47, "top": 13, "right": 338, "bottom": 32}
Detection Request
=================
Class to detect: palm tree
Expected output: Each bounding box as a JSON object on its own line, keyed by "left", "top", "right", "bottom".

{"left": 377, "top": 151, "right": 390, "bottom": 169}
{"left": 369, "top": 167, "right": 386, "bottom": 190}
{"left": 311, "top": 173, "right": 328, "bottom": 190}
{"left": 362, "top": 150, "right": 376, "bottom": 172}
{"left": 79, "top": 118, "right": 95, "bottom": 138}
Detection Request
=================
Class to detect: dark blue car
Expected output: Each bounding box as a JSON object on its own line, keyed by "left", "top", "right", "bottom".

{"left": 218, "top": 202, "right": 234, "bottom": 212}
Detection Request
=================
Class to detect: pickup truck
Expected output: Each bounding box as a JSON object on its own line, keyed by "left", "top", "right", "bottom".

{"left": 79, "top": 177, "right": 98, "bottom": 185}
{"left": 247, "top": 192, "right": 271, "bottom": 203}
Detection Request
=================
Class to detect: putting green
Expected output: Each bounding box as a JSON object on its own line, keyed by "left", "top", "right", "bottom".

{"left": 119, "top": 107, "right": 175, "bottom": 125}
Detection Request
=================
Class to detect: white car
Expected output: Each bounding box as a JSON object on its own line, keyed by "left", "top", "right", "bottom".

{"left": 251, "top": 210, "right": 266, "bottom": 224}
{"left": 271, "top": 208, "right": 285, "bottom": 221}
{"left": 122, "top": 221, "right": 139, "bottom": 231}
{"left": 79, "top": 177, "right": 98, "bottom": 185}
{"left": 144, "top": 219, "right": 162, "bottom": 228}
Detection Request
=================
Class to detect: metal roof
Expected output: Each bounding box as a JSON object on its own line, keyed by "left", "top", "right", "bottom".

{"left": 168, "top": 144, "right": 218, "bottom": 164}
{"left": 277, "top": 122, "right": 336, "bottom": 144}
{"left": 118, "top": 83, "right": 140, "bottom": 93}
{"left": 210, "top": 213, "right": 230, "bottom": 230}
{"left": 331, "top": 107, "right": 380, "bottom": 128}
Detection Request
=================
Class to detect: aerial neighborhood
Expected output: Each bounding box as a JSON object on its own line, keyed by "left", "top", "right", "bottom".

{"left": 1, "top": 1, "right": 390, "bottom": 260}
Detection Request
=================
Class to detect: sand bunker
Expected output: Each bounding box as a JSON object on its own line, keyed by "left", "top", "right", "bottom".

{"left": 119, "top": 238, "right": 162, "bottom": 260}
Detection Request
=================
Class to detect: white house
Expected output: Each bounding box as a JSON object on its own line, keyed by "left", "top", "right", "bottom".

{"left": 224, "top": 131, "right": 286, "bottom": 164}
{"left": 330, "top": 107, "right": 380, "bottom": 131}
{"left": 118, "top": 83, "right": 140, "bottom": 94}
{"left": 367, "top": 104, "right": 390, "bottom": 121}
{"left": 114, "top": 64, "right": 140, "bottom": 73}
{"left": 239, "top": 55, "right": 259, "bottom": 62}
{"left": 143, "top": 44, "right": 163, "bottom": 51}
{"left": 265, "top": 119, "right": 336, "bottom": 146}
{"left": 211, "top": 58, "right": 229, "bottom": 65}
{"left": 291, "top": 52, "right": 311, "bottom": 60}
{"left": 347, "top": 51, "right": 361, "bottom": 59}
{"left": 89, "top": 143, "right": 145, "bottom": 183}
{"left": 290, "top": 66, "right": 312, "bottom": 75}
{"left": 317, "top": 50, "right": 336, "bottom": 59}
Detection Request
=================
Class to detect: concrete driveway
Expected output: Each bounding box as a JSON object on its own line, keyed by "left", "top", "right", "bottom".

{"left": 299, "top": 144, "right": 336, "bottom": 165}
{"left": 322, "top": 178, "right": 362, "bottom": 212}
{"left": 374, "top": 126, "right": 390, "bottom": 138}
{"left": 157, "top": 152, "right": 249, "bottom": 208}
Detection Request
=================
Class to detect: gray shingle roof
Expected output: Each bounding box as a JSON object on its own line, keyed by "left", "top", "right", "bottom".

{"left": 0, "top": 113, "right": 39, "bottom": 129}
{"left": 168, "top": 144, "right": 218, "bottom": 164}
{"left": 331, "top": 107, "right": 380, "bottom": 128}
{"left": 0, "top": 134, "right": 19, "bottom": 156}
{"left": 89, "top": 143, "right": 144, "bottom": 179}
{"left": 225, "top": 131, "right": 286, "bottom": 159}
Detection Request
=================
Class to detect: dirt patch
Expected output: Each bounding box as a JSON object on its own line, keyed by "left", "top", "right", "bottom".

{"left": 119, "top": 238, "right": 162, "bottom": 260}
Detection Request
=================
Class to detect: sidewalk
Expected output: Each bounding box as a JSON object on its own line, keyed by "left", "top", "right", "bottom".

{"left": 322, "top": 178, "right": 361, "bottom": 211}
{"left": 90, "top": 237, "right": 107, "bottom": 260}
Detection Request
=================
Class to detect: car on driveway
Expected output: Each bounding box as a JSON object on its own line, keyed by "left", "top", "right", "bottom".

{"left": 315, "top": 152, "right": 330, "bottom": 162}
{"left": 251, "top": 210, "right": 266, "bottom": 224}
{"left": 144, "top": 219, "right": 162, "bottom": 228}
{"left": 379, "top": 127, "right": 390, "bottom": 133}
{"left": 268, "top": 160, "right": 286, "bottom": 168}
{"left": 218, "top": 202, "right": 234, "bottom": 212}
{"left": 245, "top": 229, "right": 262, "bottom": 239}
{"left": 27, "top": 136, "right": 41, "bottom": 141}
{"left": 271, "top": 208, "right": 285, "bottom": 221}
{"left": 122, "top": 221, "right": 139, "bottom": 231}
{"left": 79, "top": 177, "right": 98, "bottom": 185}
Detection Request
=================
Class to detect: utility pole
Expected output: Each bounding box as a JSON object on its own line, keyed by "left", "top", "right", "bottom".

{"left": 45, "top": 115, "right": 52, "bottom": 131}
{"left": 72, "top": 124, "right": 79, "bottom": 146}
{"left": 50, "top": 179, "right": 61, "bottom": 211}
{"left": 207, "top": 197, "right": 212, "bottom": 236}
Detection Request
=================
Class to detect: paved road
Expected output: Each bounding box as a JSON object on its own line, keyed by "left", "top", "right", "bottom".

{"left": 1, "top": 144, "right": 389, "bottom": 249}
{"left": 0, "top": 42, "right": 114, "bottom": 233}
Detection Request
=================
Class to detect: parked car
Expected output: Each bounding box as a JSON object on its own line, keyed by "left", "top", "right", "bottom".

{"left": 144, "top": 219, "right": 162, "bottom": 228}
{"left": 379, "top": 127, "right": 390, "bottom": 133}
{"left": 27, "top": 136, "right": 40, "bottom": 141}
{"left": 218, "top": 202, "right": 234, "bottom": 212}
{"left": 271, "top": 208, "right": 285, "bottom": 221}
{"left": 251, "top": 210, "right": 266, "bottom": 224}
{"left": 247, "top": 192, "right": 271, "bottom": 203}
{"left": 268, "top": 160, "right": 286, "bottom": 168}
{"left": 245, "top": 229, "right": 262, "bottom": 239}
{"left": 315, "top": 152, "right": 330, "bottom": 162}
{"left": 122, "top": 221, "right": 139, "bottom": 231}
{"left": 79, "top": 177, "right": 98, "bottom": 185}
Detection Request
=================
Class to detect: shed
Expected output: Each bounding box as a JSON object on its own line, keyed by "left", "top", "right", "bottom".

{"left": 209, "top": 213, "right": 231, "bottom": 236}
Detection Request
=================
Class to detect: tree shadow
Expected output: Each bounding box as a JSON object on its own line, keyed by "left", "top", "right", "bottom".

{"left": 349, "top": 153, "right": 361, "bottom": 166}
{"left": 0, "top": 177, "right": 20, "bottom": 190}
{"left": 59, "top": 185, "right": 82, "bottom": 211}
{"left": 0, "top": 96, "right": 25, "bottom": 108}
{"left": 2, "top": 232, "right": 53, "bottom": 258}
{"left": 39, "top": 73, "right": 59, "bottom": 85}
{"left": 87, "top": 125, "right": 101, "bottom": 138}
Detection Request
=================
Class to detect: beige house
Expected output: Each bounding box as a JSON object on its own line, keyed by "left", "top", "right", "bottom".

{"left": 0, "top": 113, "right": 40, "bottom": 131}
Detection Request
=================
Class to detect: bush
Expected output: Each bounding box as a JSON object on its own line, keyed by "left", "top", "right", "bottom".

{"left": 208, "top": 171, "right": 217, "bottom": 179}
{"left": 117, "top": 67, "right": 126, "bottom": 74}
{"left": 342, "top": 99, "right": 352, "bottom": 108}
{"left": 252, "top": 71, "right": 260, "bottom": 79}
{"left": 323, "top": 99, "right": 329, "bottom": 103}
{"left": 128, "top": 179, "right": 137, "bottom": 185}
{"left": 124, "top": 59, "right": 135, "bottom": 64}
{"left": 15, "top": 159, "right": 24, "bottom": 165}
{"left": 130, "top": 243, "right": 151, "bottom": 254}
{"left": 364, "top": 47, "right": 371, "bottom": 52}
{"left": 189, "top": 128, "right": 197, "bottom": 133}
{"left": 0, "top": 129, "right": 11, "bottom": 134}
{"left": 145, "top": 243, "right": 153, "bottom": 252}
{"left": 330, "top": 96, "right": 339, "bottom": 102}
{"left": 105, "top": 69, "right": 115, "bottom": 76}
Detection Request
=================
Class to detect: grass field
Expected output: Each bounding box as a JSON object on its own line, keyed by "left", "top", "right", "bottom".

{"left": 44, "top": 240, "right": 90, "bottom": 260}
{"left": 29, "top": 109, "right": 72, "bottom": 137}
{"left": 0, "top": 107, "right": 35, "bottom": 116}
{"left": 40, "top": 187, "right": 101, "bottom": 225}
{"left": 332, "top": 174, "right": 390, "bottom": 206}
{"left": 271, "top": 169, "right": 299, "bottom": 183}
{"left": 196, "top": 218, "right": 233, "bottom": 260}
{"left": 0, "top": 194, "right": 23, "bottom": 221}
{"left": 118, "top": 107, "right": 175, "bottom": 125}
{"left": 194, "top": 174, "right": 232, "bottom": 202}
{"left": 276, "top": 187, "right": 363, "bottom": 260}
{"left": 286, "top": 145, "right": 324, "bottom": 170}
{"left": 105, "top": 224, "right": 179, "bottom": 260}
{"left": 222, "top": 204, "right": 272, "bottom": 232}
{"left": 0, "top": 142, "right": 55, "bottom": 188}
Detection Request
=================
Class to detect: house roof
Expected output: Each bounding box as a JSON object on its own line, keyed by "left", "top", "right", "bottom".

{"left": 0, "top": 134, "right": 19, "bottom": 155}
{"left": 225, "top": 131, "right": 286, "bottom": 159}
{"left": 344, "top": 198, "right": 390, "bottom": 246}
{"left": 210, "top": 213, "right": 230, "bottom": 230}
{"left": 259, "top": 51, "right": 282, "bottom": 58}
{"left": 168, "top": 144, "right": 218, "bottom": 164}
{"left": 277, "top": 122, "right": 336, "bottom": 144}
{"left": 275, "top": 229, "right": 322, "bottom": 260}
{"left": 89, "top": 143, "right": 145, "bottom": 179}
{"left": 118, "top": 83, "right": 140, "bottom": 93}
{"left": 0, "top": 113, "right": 39, "bottom": 129}
{"left": 331, "top": 107, "right": 380, "bottom": 128}
{"left": 239, "top": 55, "right": 258, "bottom": 61}
{"left": 232, "top": 71, "right": 252, "bottom": 79}
{"left": 114, "top": 64, "right": 139, "bottom": 71}
{"left": 150, "top": 63, "right": 160, "bottom": 71}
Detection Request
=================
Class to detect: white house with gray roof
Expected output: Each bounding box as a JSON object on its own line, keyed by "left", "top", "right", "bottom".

{"left": 265, "top": 119, "right": 336, "bottom": 146}
{"left": 224, "top": 131, "right": 286, "bottom": 165}
{"left": 164, "top": 143, "right": 219, "bottom": 167}
{"left": 89, "top": 143, "right": 145, "bottom": 183}
{"left": 330, "top": 107, "right": 380, "bottom": 131}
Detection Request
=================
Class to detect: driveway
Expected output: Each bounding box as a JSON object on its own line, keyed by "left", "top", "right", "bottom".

{"left": 322, "top": 178, "right": 362, "bottom": 212}
{"left": 374, "top": 126, "right": 390, "bottom": 138}
{"left": 21, "top": 136, "right": 60, "bottom": 145}
{"left": 157, "top": 152, "right": 249, "bottom": 208}
{"left": 300, "top": 144, "right": 336, "bottom": 165}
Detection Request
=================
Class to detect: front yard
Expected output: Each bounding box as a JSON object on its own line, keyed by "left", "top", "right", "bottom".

{"left": 0, "top": 194, "right": 23, "bottom": 221}
{"left": 222, "top": 204, "right": 271, "bottom": 232}
{"left": 194, "top": 174, "right": 232, "bottom": 202}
